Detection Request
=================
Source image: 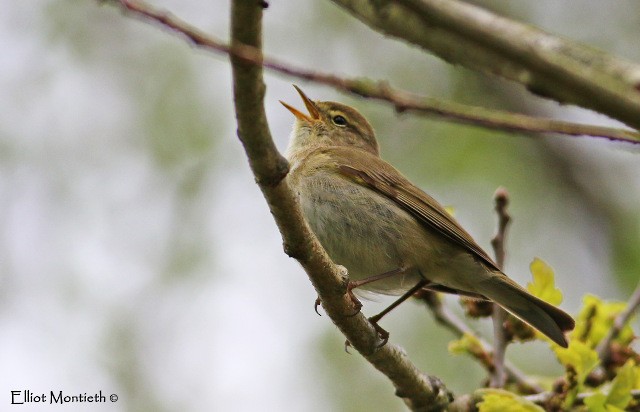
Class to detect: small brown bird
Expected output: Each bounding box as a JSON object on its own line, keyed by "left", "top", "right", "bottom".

{"left": 281, "top": 86, "right": 575, "bottom": 347}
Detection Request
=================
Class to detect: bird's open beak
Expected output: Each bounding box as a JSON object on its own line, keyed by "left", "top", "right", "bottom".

{"left": 279, "top": 85, "right": 320, "bottom": 122}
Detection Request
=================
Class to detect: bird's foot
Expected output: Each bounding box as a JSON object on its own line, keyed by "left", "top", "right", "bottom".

{"left": 368, "top": 314, "right": 390, "bottom": 347}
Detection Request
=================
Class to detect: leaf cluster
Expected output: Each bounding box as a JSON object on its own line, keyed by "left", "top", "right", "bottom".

{"left": 451, "top": 259, "right": 640, "bottom": 411}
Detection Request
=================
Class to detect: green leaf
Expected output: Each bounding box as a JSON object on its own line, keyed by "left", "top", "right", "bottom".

{"left": 527, "top": 258, "right": 563, "bottom": 305}
{"left": 584, "top": 393, "right": 607, "bottom": 412}
{"left": 554, "top": 340, "right": 600, "bottom": 388}
{"left": 477, "top": 389, "right": 544, "bottom": 412}
{"left": 606, "top": 360, "right": 636, "bottom": 409}
{"left": 572, "top": 295, "right": 633, "bottom": 347}
{"left": 448, "top": 333, "right": 483, "bottom": 356}
{"left": 584, "top": 360, "right": 636, "bottom": 412}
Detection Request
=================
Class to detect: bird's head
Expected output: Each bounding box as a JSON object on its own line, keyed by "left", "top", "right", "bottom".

{"left": 281, "top": 85, "right": 379, "bottom": 158}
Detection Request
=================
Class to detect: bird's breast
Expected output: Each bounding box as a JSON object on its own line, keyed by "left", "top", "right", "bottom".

{"left": 290, "top": 169, "right": 428, "bottom": 294}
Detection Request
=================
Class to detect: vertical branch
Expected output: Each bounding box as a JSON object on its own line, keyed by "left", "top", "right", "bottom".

{"left": 490, "top": 188, "right": 511, "bottom": 269}
{"left": 489, "top": 188, "right": 511, "bottom": 388}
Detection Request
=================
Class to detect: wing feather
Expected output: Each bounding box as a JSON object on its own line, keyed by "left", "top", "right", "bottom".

{"left": 323, "top": 147, "right": 500, "bottom": 272}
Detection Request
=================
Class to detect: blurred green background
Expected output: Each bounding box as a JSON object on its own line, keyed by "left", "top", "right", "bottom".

{"left": 2, "top": 1, "right": 640, "bottom": 411}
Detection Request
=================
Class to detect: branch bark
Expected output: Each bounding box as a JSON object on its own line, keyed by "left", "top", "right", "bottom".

{"left": 229, "top": 1, "right": 451, "bottom": 410}
{"left": 330, "top": 0, "right": 640, "bottom": 130}
{"left": 108, "top": 0, "right": 640, "bottom": 144}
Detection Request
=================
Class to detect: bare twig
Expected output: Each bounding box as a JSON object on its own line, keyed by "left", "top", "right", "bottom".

{"left": 229, "top": 1, "right": 451, "bottom": 411}
{"left": 489, "top": 188, "right": 511, "bottom": 388}
{"left": 490, "top": 308, "right": 507, "bottom": 388}
{"left": 490, "top": 188, "right": 511, "bottom": 270}
{"left": 596, "top": 280, "right": 640, "bottom": 363}
{"left": 417, "top": 291, "right": 543, "bottom": 393}
{"left": 104, "top": 0, "right": 640, "bottom": 145}
{"left": 525, "top": 388, "right": 640, "bottom": 406}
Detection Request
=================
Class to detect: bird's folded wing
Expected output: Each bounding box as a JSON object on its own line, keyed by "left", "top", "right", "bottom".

{"left": 327, "top": 147, "right": 500, "bottom": 272}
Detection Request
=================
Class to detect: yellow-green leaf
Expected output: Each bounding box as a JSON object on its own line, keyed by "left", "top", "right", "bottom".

{"left": 606, "top": 360, "right": 636, "bottom": 409}
{"left": 554, "top": 340, "right": 600, "bottom": 387}
{"left": 527, "top": 258, "right": 563, "bottom": 305}
{"left": 477, "top": 389, "right": 544, "bottom": 412}
{"left": 585, "top": 361, "right": 638, "bottom": 411}
{"left": 572, "top": 295, "right": 633, "bottom": 347}
{"left": 634, "top": 363, "right": 640, "bottom": 389}
{"left": 448, "top": 333, "right": 483, "bottom": 356}
{"left": 584, "top": 393, "right": 607, "bottom": 412}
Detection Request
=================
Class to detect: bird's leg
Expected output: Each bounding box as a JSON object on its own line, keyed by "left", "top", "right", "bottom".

{"left": 369, "top": 279, "right": 430, "bottom": 324}
{"left": 329, "top": 265, "right": 427, "bottom": 347}
{"left": 368, "top": 279, "right": 429, "bottom": 346}
{"left": 346, "top": 266, "right": 409, "bottom": 314}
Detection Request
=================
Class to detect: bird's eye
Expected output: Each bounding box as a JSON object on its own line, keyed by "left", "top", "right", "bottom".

{"left": 332, "top": 115, "right": 347, "bottom": 127}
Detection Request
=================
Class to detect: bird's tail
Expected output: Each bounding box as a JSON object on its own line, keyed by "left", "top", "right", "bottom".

{"left": 476, "top": 274, "right": 575, "bottom": 347}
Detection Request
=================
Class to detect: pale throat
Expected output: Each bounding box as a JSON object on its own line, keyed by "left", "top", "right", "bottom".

{"left": 285, "top": 123, "right": 328, "bottom": 160}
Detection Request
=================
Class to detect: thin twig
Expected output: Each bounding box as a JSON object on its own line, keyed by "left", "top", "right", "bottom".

{"left": 596, "top": 280, "right": 640, "bottom": 363}
{"left": 105, "top": 0, "right": 640, "bottom": 145}
{"left": 417, "top": 291, "right": 543, "bottom": 393}
{"left": 489, "top": 188, "right": 511, "bottom": 388}
{"left": 490, "top": 188, "right": 511, "bottom": 269}
{"left": 525, "top": 388, "right": 640, "bottom": 405}
{"left": 490, "top": 309, "right": 507, "bottom": 388}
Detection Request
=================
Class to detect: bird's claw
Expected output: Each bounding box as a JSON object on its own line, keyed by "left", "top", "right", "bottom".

{"left": 344, "top": 339, "right": 352, "bottom": 353}
{"left": 314, "top": 296, "right": 322, "bottom": 316}
{"left": 369, "top": 317, "right": 390, "bottom": 348}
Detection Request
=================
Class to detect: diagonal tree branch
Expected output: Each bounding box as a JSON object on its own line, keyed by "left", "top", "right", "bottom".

{"left": 107, "top": 0, "right": 640, "bottom": 145}
{"left": 229, "top": 1, "right": 451, "bottom": 410}
{"left": 330, "top": 0, "right": 640, "bottom": 130}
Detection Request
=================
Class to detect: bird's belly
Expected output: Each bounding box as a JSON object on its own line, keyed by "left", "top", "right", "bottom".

{"left": 297, "top": 176, "right": 429, "bottom": 294}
